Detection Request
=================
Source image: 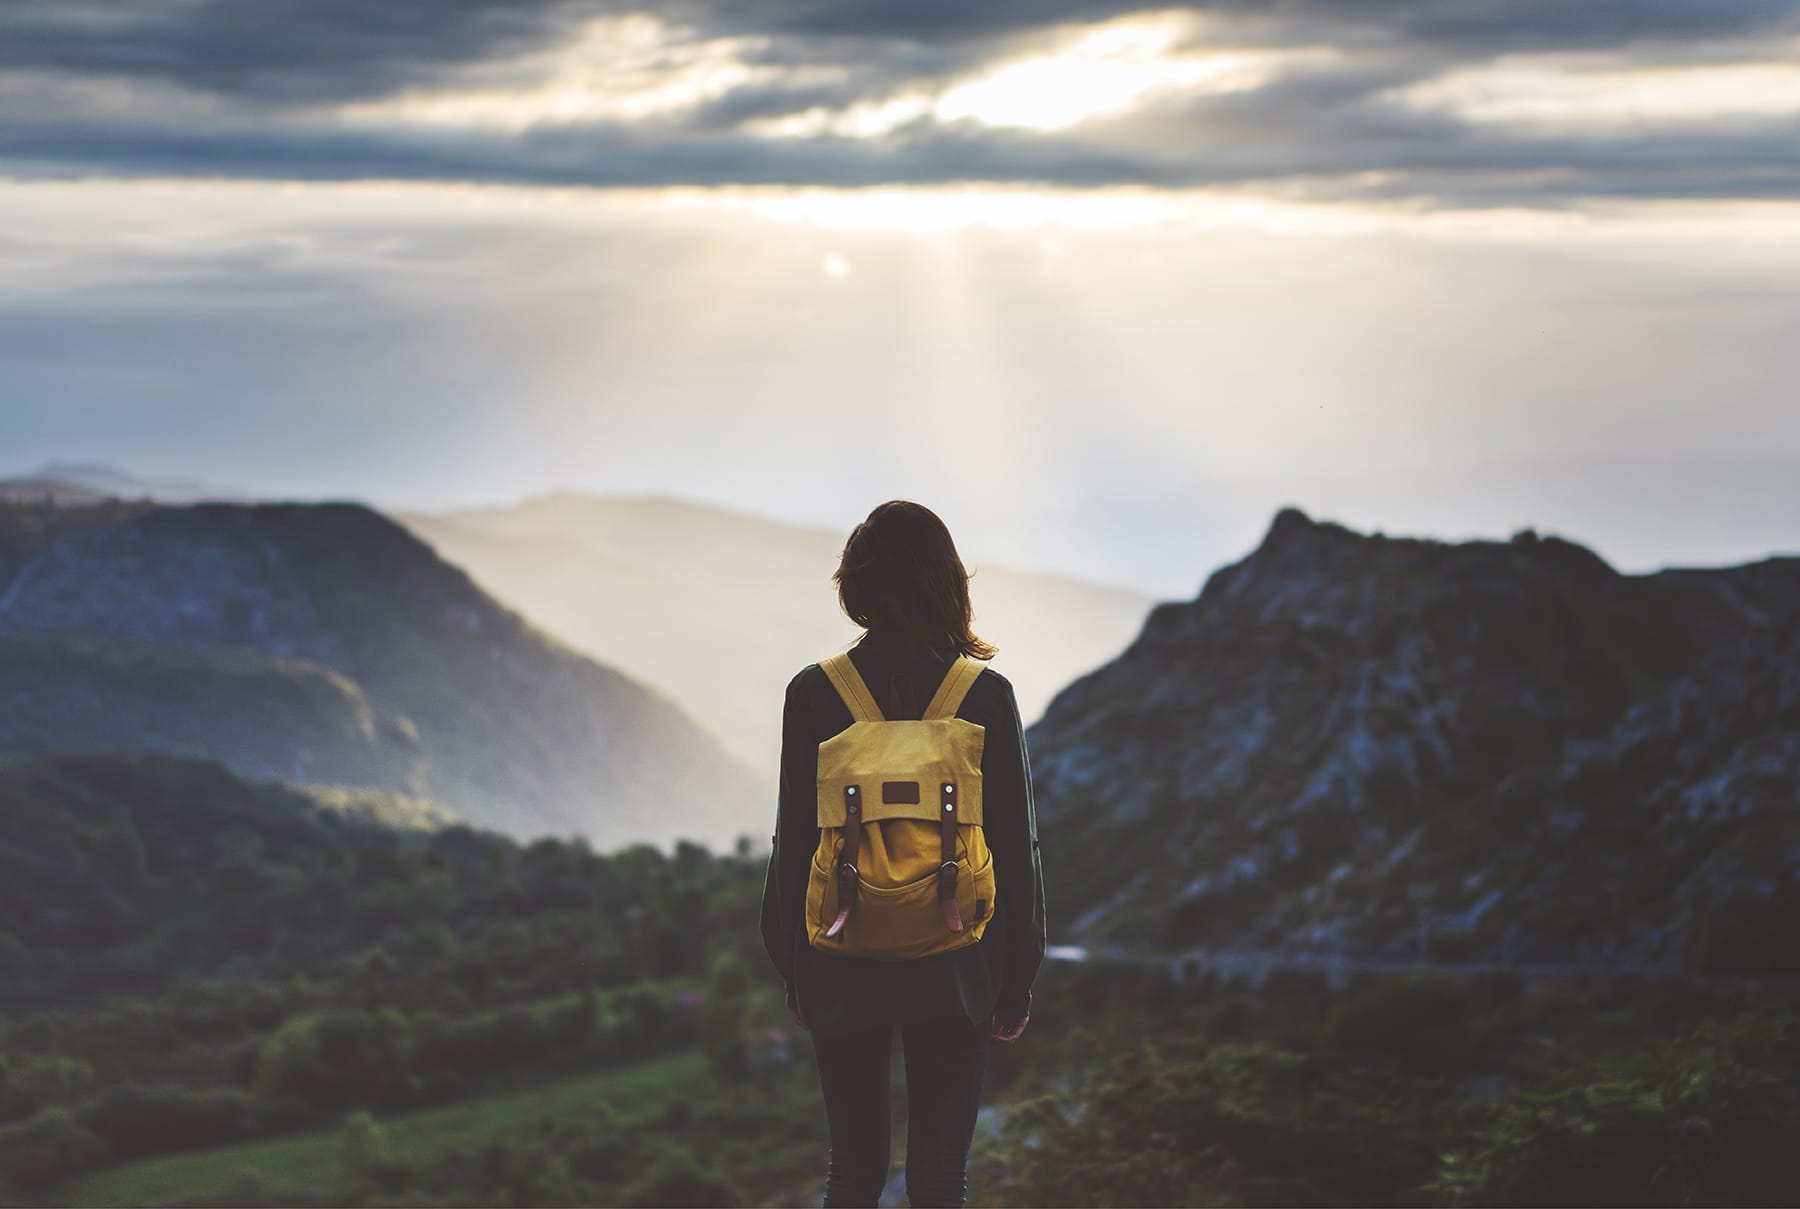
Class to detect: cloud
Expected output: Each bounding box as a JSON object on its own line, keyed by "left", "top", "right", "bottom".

{"left": 1, "top": 0, "right": 1798, "bottom": 206}
{"left": 0, "top": 0, "right": 582, "bottom": 104}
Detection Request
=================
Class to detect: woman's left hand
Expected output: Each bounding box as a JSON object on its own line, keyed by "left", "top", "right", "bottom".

{"left": 990, "top": 1013, "right": 1028, "bottom": 1044}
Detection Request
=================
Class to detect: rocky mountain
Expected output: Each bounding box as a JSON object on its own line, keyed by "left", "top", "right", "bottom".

{"left": 1028, "top": 507, "right": 1800, "bottom": 975}
{"left": 0, "top": 499, "right": 764, "bottom": 851}
{"left": 399, "top": 493, "right": 1154, "bottom": 777}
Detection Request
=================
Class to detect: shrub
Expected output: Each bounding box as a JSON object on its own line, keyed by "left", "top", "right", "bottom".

{"left": 78, "top": 1083, "right": 252, "bottom": 1158}
{"left": 254, "top": 1008, "right": 406, "bottom": 1109}
{"left": 700, "top": 952, "right": 751, "bottom": 1082}
{"left": 0, "top": 1106, "right": 112, "bottom": 1192}
{"left": 336, "top": 1109, "right": 396, "bottom": 1189}
{"left": 618, "top": 1145, "right": 736, "bottom": 1208}
{"left": 1329, "top": 975, "right": 1476, "bottom": 1073}
{"left": 411, "top": 1005, "right": 552, "bottom": 1078}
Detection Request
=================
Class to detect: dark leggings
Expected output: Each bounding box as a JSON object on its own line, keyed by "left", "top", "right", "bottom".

{"left": 810, "top": 1014, "right": 990, "bottom": 1208}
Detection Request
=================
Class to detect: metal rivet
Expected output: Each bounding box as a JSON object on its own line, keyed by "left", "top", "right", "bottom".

{"left": 849, "top": 803, "right": 858, "bottom": 813}
{"left": 847, "top": 786, "right": 857, "bottom": 794}
{"left": 944, "top": 803, "right": 954, "bottom": 811}
{"left": 943, "top": 783, "right": 954, "bottom": 792}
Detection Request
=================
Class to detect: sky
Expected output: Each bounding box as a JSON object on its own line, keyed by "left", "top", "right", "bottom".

{"left": 3, "top": 0, "right": 1799, "bottom": 598}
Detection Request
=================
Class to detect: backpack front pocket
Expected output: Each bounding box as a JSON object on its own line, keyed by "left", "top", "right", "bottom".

{"left": 807, "top": 844, "right": 995, "bottom": 960}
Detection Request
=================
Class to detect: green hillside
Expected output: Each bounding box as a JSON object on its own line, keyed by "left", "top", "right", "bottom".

{"left": 0, "top": 752, "right": 798, "bottom": 1207}
{"left": 4, "top": 752, "right": 1796, "bottom": 1207}
{"left": 1, "top": 754, "right": 451, "bottom": 1011}
{"left": 61, "top": 1051, "right": 709, "bottom": 1208}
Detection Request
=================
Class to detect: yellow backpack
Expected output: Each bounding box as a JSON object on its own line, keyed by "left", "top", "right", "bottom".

{"left": 805, "top": 651, "right": 997, "bottom": 960}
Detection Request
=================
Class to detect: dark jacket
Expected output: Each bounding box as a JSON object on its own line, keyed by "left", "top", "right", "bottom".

{"left": 758, "top": 627, "right": 1046, "bottom": 1031}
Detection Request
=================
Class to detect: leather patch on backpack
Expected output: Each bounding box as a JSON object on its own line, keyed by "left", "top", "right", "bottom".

{"left": 882, "top": 780, "right": 920, "bottom": 803}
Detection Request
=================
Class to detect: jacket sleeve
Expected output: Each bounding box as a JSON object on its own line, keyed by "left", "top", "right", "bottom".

{"left": 759, "top": 667, "right": 818, "bottom": 1007}
{"left": 988, "top": 675, "right": 1046, "bottom": 1022}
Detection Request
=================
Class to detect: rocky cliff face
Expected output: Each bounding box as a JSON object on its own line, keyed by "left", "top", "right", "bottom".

{"left": 1027, "top": 508, "right": 1800, "bottom": 974}
{"left": 0, "top": 501, "right": 765, "bottom": 851}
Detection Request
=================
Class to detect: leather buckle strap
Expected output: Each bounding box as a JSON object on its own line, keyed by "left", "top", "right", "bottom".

{"left": 824, "top": 784, "right": 862, "bottom": 939}
{"left": 938, "top": 780, "right": 964, "bottom": 932}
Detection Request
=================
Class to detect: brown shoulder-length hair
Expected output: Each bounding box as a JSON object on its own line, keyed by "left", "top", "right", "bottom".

{"left": 834, "top": 500, "right": 997, "bottom": 660}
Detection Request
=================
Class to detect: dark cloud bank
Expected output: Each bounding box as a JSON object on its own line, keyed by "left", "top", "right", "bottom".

{"left": 2, "top": 0, "right": 1798, "bottom": 204}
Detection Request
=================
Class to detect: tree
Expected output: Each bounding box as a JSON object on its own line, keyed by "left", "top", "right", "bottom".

{"left": 336, "top": 1110, "right": 394, "bottom": 1189}
{"left": 699, "top": 950, "right": 751, "bottom": 1082}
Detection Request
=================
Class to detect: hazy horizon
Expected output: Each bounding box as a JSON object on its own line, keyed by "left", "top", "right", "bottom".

{"left": 6, "top": 453, "right": 1796, "bottom": 605}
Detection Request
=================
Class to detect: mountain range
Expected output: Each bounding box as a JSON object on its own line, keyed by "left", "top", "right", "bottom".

{"left": 1, "top": 466, "right": 1156, "bottom": 781}
{"left": 6, "top": 463, "right": 1796, "bottom": 977}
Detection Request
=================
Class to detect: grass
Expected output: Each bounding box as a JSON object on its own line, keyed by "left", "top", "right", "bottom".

{"left": 59, "top": 1050, "right": 709, "bottom": 1208}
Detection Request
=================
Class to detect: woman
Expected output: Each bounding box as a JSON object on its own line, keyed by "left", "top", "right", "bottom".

{"left": 760, "top": 499, "right": 1047, "bottom": 1209}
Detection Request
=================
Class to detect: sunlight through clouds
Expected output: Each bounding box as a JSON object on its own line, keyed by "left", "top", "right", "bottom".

{"left": 335, "top": 13, "right": 814, "bottom": 131}
{"left": 747, "top": 11, "right": 1332, "bottom": 139}
{"left": 1389, "top": 50, "right": 1800, "bottom": 129}
{"left": 744, "top": 93, "right": 936, "bottom": 140}
{"left": 931, "top": 12, "right": 1323, "bottom": 131}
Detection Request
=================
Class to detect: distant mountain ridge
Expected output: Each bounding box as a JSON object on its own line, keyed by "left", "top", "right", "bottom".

{"left": 0, "top": 499, "right": 765, "bottom": 850}
{"left": 1027, "top": 507, "right": 1800, "bottom": 975}
{"left": 399, "top": 491, "right": 1155, "bottom": 777}
{"left": 2, "top": 461, "right": 252, "bottom": 504}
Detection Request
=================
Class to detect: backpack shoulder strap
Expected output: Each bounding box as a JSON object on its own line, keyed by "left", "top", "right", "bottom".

{"left": 819, "top": 652, "right": 885, "bottom": 722}
{"left": 923, "top": 654, "right": 984, "bottom": 721}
